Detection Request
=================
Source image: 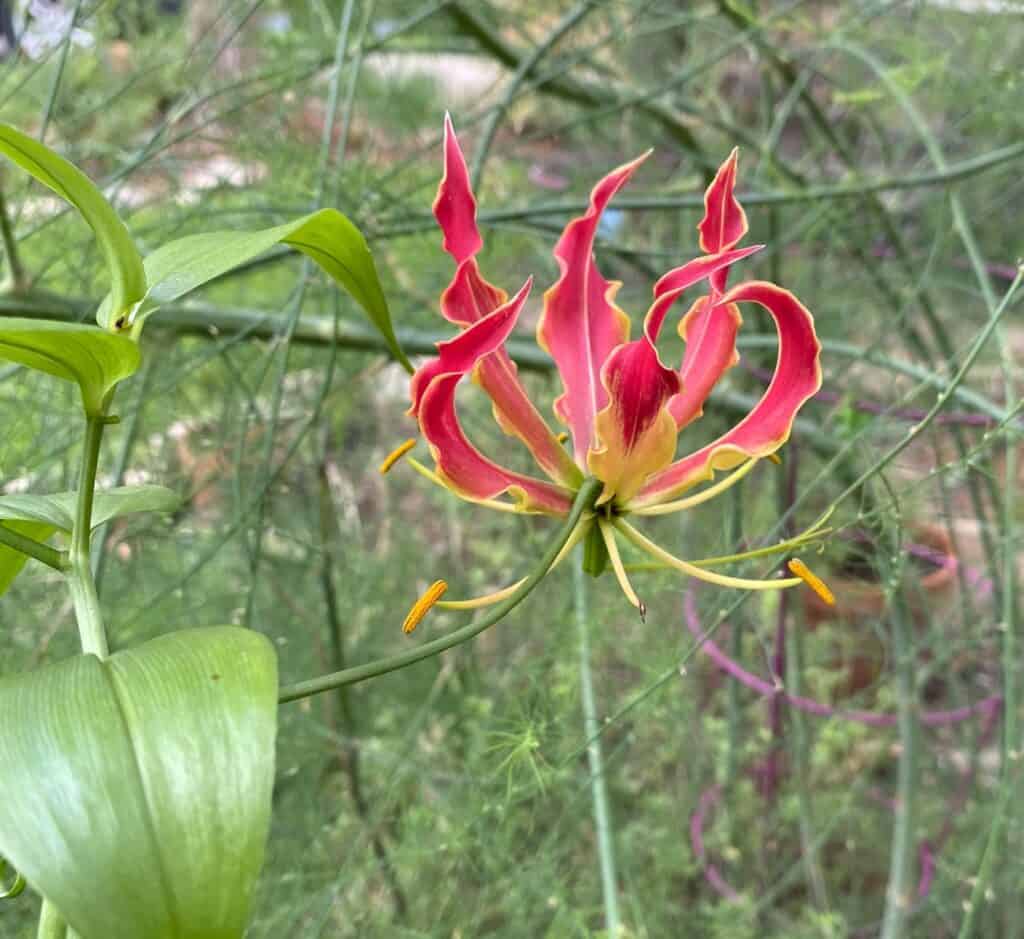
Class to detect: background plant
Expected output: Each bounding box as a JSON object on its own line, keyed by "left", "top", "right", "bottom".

{"left": 0, "top": 2, "right": 1021, "bottom": 937}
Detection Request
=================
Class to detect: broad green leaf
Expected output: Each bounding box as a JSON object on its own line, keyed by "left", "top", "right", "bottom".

{"left": 0, "top": 125, "right": 146, "bottom": 324}
{"left": 0, "top": 318, "right": 140, "bottom": 415}
{"left": 96, "top": 208, "right": 413, "bottom": 370}
{"left": 0, "top": 520, "right": 54, "bottom": 595}
{"left": 0, "top": 485, "right": 181, "bottom": 532}
{"left": 0, "top": 627, "right": 278, "bottom": 939}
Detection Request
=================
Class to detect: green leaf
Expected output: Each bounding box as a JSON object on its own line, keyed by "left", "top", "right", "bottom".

{"left": 97, "top": 208, "right": 412, "bottom": 370}
{"left": 0, "top": 485, "right": 181, "bottom": 532}
{"left": 0, "top": 125, "right": 146, "bottom": 325}
{"left": 0, "top": 318, "right": 140, "bottom": 415}
{"left": 0, "top": 627, "right": 278, "bottom": 939}
{"left": 0, "top": 520, "right": 56, "bottom": 595}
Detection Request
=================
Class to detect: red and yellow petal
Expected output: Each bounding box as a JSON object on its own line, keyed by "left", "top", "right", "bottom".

{"left": 646, "top": 245, "right": 762, "bottom": 342}
{"left": 697, "top": 148, "right": 749, "bottom": 294}
{"left": 668, "top": 297, "right": 743, "bottom": 429}
{"left": 409, "top": 279, "right": 533, "bottom": 418}
{"left": 587, "top": 336, "right": 682, "bottom": 506}
{"left": 630, "top": 281, "right": 821, "bottom": 509}
{"left": 474, "top": 353, "right": 582, "bottom": 487}
{"left": 440, "top": 257, "right": 507, "bottom": 327}
{"left": 433, "top": 113, "right": 483, "bottom": 265}
{"left": 537, "top": 153, "right": 648, "bottom": 465}
{"left": 419, "top": 372, "right": 575, "bottom": 516}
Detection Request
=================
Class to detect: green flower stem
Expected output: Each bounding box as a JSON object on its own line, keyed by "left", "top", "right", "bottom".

{"left": 0, "top": 523, "right": 67, "bottom": 571}
{"left": 278, "top": 477, "right": 602, "bottom": 703}
{"left": 573, "top": 551, "right": 621, "bottom": 937}
{"left": 880, "top": 595, "right": 917, "bottom": 939}
{"left": 36, "top": 898, "right": 67, "bottom": 939}
{"left": 0, "top": 176, "right": 25, "bottom": 292}
{"left": 67, "top": 415, "right": 109, "bottom": 659}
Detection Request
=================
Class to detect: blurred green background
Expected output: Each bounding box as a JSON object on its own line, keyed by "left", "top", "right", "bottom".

{"left": 0, "top": 1, "right": 1022, "bottom": 936}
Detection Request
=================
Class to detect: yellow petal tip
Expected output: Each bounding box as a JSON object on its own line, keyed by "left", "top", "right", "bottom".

{"left": 788, "top": 559, "right": 834, "bottom": 606}
{"left": 403, "top": 580, "right": 448, "bottom": 634}
{"left": 380, "top": 438, "right": 416, "bottom": 475}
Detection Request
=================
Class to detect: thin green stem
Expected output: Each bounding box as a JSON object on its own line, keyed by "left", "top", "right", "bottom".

{"left": 2, "top": 294, "right": 1016, "bottom": 426}
{"left": 0, "top": 522, "right": 67, "bottom": 571}
{"left": 470, "top": 0, "right": 599, "bottom": 191}
{"left": 573, "top": 552, "right": 621, "bottom": 937}
{"left": 830, "top": 269, "right": 1023, "bottom": 508}
{"left": 67, "top": 415, "right": 109, "bottom": 659}
{"left": 378, "top": 140, "right": 1024, "bottom": 235}
{"left": 0, "top": 175, "right": 25, "bottom": 292}
{"left": 38, "top": 0, "right": 84, "bottom": 141}
{"left": 92, "top": 354, "right": 158, "bottom": 592}
{"left": 278, "top": 478, "right": 602, "bottom": 703}
{"left": 880, "top": 596, "right": 917, "bottom": 939}
{"left": 446, "top": 0, "right": 705, "bottom": 159}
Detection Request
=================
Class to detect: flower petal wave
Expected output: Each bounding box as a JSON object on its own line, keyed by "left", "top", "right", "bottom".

{"left": 537, "top": 153, "right": 648, "bottom": 464}
{"left": 433, "top": 113, "right": 482, "bottom": 265}
{"left": 419, "top": 372, "right": 575, "bottom": 516}
{"left": 698, "top": 148, "right": 748, "bottom": 294}
{"left": 415, "top": 280, "right": 574, "bottom": 515}
{"left": 431, "top": 120, "right": 579, "bottom": 486}
{"left": 668, "top": 297, "right": 742, "bottom": 429}
{"left": 630, "top": 281, "right": 821, "bottom": 508}
{"left": 648, "top": 245, "right": 762, "bottom": 340}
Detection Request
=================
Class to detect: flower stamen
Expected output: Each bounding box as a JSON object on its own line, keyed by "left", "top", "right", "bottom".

{"left": 614, "top": 518, "right": 802, "bottom": 593}
{"left": 625, "top": 526, "right": 832, "bottom": 572}
{"left": 380, "top": 438, "right": 417, "bottom": 474}
{"left": 403, "top": 579, "right": 448, "bottom": 634}
{"left": 434, "top": 518, "right": 593, "bottom": 611}
{"left": 766, "top": 452, "right": 782, "bottom": 466}
{"left": 629, "top": 459, "right": 760, "bottom": 516}
{"left": 438, "top": 579, "right": 526, "bottom": 610}
{"left": 598, "top": 517, "right": 646, "bottom": 620}
{"left": 787, "top": 559, "right": 835, "bottom": 606}
{"left": 406, "top": 457, "right": 521, "bottom": 513}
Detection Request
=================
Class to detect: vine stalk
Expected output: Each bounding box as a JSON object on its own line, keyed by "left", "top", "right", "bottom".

{"left": 66, "top": 415, "right": 109, "bottom": 659}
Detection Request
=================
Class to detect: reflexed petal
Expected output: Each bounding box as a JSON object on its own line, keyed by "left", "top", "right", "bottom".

{"left": 631, "top": 281, "right": 821, "bottom": 508}
{"left": 537, "top": 153, "right": 648, "bottom": 463}
{"left": 668, "top": 297, "right": 742, "bottom": 429}
{"left": 433, "top": 113, "right": 483, "bottom": 265}
{"left": 588, "top": 336, "right": 681, "bottom": 505}
{"left": 421, "top": 276, "right": 580, "bottom": 486}
{"left": 409, "top": 279, "right": 533, "bottom": 418}
{"left": 475, "top": 354, "right": 582, "bottom": 487}
{"left": 645, "top": 246, "right": 760, "bottom": 350}
{"left": 651, "top": 245, "right": 762, "bottom": 310}
{"left": 697, "top": 149, "right": 749, "bottom": 294}
{"left": 419, "top": 373, "right": 575, "bottom": 516}
{"left": 440, "top": 257, "right": 507, "bottom": 327}
{"left": 431, "top": 120, "right": 578, "bottom": 486}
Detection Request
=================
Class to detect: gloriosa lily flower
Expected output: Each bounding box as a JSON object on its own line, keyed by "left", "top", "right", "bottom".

{"left": 390, "top": 116, "right": 832, "bottom": 622}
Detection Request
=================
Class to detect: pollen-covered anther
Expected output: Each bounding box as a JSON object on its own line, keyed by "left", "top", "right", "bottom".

{"left": 787, "top": 559, "right": 834, "bottom": 606}
{"left": 403, "top": 579, "right": 448, "bottom": 634}
{"left": 380, "top": 438, "right": 416, "bottom": 475}
{"left": 766, "top": 452, "right": 783, "bottom": 466}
